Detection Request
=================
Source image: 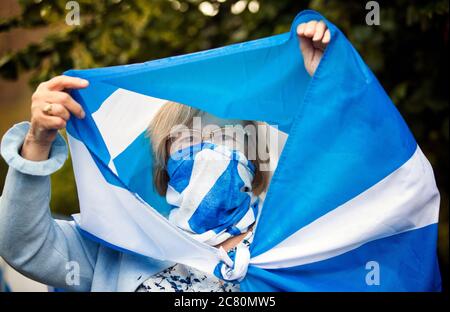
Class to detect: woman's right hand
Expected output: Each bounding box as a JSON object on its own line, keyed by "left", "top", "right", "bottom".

{"left": 21, "top": 75, "right": 89, "bottom": 161}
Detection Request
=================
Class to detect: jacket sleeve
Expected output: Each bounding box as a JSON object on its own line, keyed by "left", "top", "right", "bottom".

{"left": 0, "top": 121, "right": 99, "bottom": 291}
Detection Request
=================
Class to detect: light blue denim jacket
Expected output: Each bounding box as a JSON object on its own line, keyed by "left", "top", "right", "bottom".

{"left": 0, "top": 122, "right": 173, "bottom": 291}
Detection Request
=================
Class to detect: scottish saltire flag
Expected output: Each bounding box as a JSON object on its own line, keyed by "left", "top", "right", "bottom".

{"left": 64, "top": 10, "right": 441, "bottom": 291}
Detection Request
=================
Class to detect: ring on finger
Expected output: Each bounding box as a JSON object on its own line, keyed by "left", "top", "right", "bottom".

{"left": 43, "top": 103, "right": 53, "bottom": 115}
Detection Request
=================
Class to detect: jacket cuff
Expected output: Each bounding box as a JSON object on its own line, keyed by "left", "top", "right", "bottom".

{"left": 0, "top": 121, "right": 68, "bottom": 176}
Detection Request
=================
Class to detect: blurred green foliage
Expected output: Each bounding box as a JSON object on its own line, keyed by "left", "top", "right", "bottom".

{"left": 0, "top": 0, "right": 448, "bottom": 289}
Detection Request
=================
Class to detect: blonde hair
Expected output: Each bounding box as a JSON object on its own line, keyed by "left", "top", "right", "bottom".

{"left": 147, "top": 101, "right": 269, "bottom": 196}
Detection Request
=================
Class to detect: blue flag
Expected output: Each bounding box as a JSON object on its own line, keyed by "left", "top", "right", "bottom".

{"left": 64, "top": 10, "right": 441, "bottom": 291}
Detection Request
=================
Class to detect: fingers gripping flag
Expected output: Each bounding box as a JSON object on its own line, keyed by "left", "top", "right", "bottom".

{"left": 64, "top": 10, "right": 441, "bottom": 291}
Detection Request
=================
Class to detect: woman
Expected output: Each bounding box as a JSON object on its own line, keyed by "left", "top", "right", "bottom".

{"left": 0, "top": 21, "right": 330, "bottom": 291}
{"left": 138, "top": 102, "right": 268, "bottom": 291}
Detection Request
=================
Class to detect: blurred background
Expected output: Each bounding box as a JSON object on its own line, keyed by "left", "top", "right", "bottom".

{"left": 0, "top": 0, "right": 448, "bottom": 291}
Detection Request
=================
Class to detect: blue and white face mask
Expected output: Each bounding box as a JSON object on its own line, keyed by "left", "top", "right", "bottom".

{"left": 166, "top": 142, "right": 260, "bottom": 246}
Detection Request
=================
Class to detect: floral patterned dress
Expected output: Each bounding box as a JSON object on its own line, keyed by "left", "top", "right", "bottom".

{"left": 136, "top": 231, "right": 254, "bottom": 292}
{"left": 136, "top": 263, "right": 240, "bottom": 292}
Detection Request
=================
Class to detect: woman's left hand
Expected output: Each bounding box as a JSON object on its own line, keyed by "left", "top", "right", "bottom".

{"left": 297, "top": 20, "right": 331, "bottom": 76}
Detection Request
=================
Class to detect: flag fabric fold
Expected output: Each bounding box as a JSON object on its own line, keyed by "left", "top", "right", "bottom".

{"left": 64, "top": 10, "right": 441, "bottom": 291}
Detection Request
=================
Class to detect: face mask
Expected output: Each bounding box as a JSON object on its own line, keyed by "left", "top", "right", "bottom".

{"left": 166, "top": 142, "right": 260, "bottom": 246}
